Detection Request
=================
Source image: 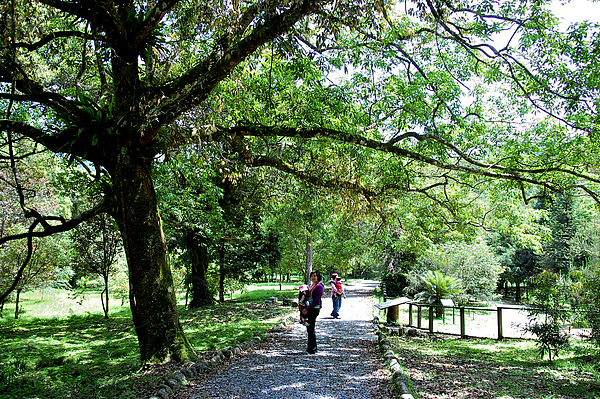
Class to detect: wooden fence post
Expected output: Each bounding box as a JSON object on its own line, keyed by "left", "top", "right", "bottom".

{"left": 417, "top": 305, "right": 422, "bottom": 329}
{"left": 387, "top": 305, "right": 399, "bottom": 323}
{"left": 497, "top": 307, "right": 503, "bottom": 340}
{"left": 460, "top": 307, "right": 466, "bottom": 338}
{"left": 428, "top": 306, "right": 434, "bottom": 333}
{"left": 408, "top": 303, "right": 413, "bottom": 327}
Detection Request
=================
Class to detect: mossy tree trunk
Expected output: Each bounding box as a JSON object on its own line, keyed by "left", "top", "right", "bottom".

{"left": 114, "top": 148, "right": 194, "bottom": 362}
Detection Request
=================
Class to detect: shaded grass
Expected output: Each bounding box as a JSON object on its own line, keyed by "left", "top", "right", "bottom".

{"left": 391, "top": 335, "right": 600, "bottom": 399}
{"left": 0, "top": 287, "right": 297, "bottom": 399}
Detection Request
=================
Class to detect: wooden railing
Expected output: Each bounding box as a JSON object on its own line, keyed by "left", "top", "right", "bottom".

{"left": 376, "top": 299, "right": 533, "bottom": 340}
{"left": 406, "top": 303, "right": 523, "bottom": 340}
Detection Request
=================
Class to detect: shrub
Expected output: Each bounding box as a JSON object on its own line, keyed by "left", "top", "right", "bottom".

{"left": 523, "top": 320, "right": 570, "bottom": 361}
{"left": 581, "top": 266, "right": 600, "bottom": 347}
{"left": 419, "top": 240, "right": 504, "bottom": 304}
{"left": 524, "top": 270, "right": 571, "bottom": 361}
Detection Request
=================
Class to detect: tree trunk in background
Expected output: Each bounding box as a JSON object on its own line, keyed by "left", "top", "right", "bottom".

{"left": 219, "top": 239, "right": 226, "bottom": 302}
{"left": 14, "top": 288, "right": 21, "bottom": 319}
{"left": 102, "top": 274, "right": 110, "bottom": 319}
{"left": 188, "top": 233, "right": 214, "bottom": 308}
{"left": 305, "top": 224, "right": 313, "bottom": 285}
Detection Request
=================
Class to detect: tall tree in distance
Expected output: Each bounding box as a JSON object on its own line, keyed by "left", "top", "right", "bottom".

{"left": 72, "top": 214, "right": 123, "bottom": 318}
{"left": 155, "top": 146, "right": 223, "bottom": 308}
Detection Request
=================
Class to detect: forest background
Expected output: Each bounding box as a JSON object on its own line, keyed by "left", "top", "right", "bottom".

{"left": 1, "top": 0, "right": 600, "bottom": 378}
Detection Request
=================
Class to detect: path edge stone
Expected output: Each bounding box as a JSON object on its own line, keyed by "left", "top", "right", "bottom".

{"left": 373, "top": 317, "right": 415, "bottom": 399}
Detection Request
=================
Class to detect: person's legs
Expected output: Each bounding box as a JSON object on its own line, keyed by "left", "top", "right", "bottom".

{"left": 335, "top": 296, "right": 343, "bottom": 318}
{"left": 306, "top": 308, "right": 320, "bottom": 353}
{"left": 330, "top": 295, "right": 336, "bottom": 317}
{"left": 332, "top": 295, "right": 341, "bottom": 318}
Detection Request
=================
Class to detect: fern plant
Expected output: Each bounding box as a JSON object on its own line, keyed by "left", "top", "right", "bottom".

{"left": 415, "top": 270, "right": 462, "bottom": 317}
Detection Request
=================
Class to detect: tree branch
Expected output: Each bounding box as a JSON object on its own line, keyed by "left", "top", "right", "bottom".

{"left": 198, "top": 124, "right": 600, "bottom": 198}
{"left": 13, "top": 30, "right": 99, "bottom": 51}
{"left": 152, "top": 0, "right": 328, "bottom": 128}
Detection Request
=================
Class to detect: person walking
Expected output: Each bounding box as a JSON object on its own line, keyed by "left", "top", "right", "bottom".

{"left": 330, "top": 274, "right": 346, "bottom": 319}
{"left": 302, "top": 270, "right": 324, "bottom": 354}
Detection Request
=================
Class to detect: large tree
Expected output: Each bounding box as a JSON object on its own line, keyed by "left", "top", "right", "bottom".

{"left": 2, "top": 0, "right": 599, "bottom": 363}
{"left": 0, "top": 0, "right": 332, "bottom": 362}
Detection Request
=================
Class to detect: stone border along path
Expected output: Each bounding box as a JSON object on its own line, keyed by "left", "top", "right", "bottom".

{"left": 153, "top": 280, "right": 403, "bottom": 399}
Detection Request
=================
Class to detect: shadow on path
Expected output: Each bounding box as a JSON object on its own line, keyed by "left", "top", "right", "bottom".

{"left": 172, "top": 280, "right": 393, "bottom": 399}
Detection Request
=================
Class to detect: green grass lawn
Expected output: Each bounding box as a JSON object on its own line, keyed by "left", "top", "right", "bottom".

{"left": 390, "top": 335, "right": 600, "bottom": 399}
{"left": 0, "top": 285, "right": 297, "bottom": 399}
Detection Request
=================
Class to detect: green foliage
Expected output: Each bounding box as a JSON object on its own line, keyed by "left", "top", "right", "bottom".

{"left": 414, "top": 270, "right": 461, "bottom": 305}
{"left": 523, "top": 320, "right": 570, "bottom": 361}
{"left": 581, "top": 266, "right": 600, "bottom": 347}
{"left": 538, "top": 194, "right": 579, "bottom": 274}
{"left": 416, "top": 240, "right": 504, "bottom": 304}
{"left": 381, "top": 248, "right": 418, "bottom": 297}
{"left": 524, "top": 270, "right": 572, "bottom": 361}
{"left": 389, "top": 337, "right": 600, "bottom": 398}
{"left": 0, "top": 356, "right": 26, "bottom": 386}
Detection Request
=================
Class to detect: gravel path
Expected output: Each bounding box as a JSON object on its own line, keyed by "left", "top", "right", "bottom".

{"left": 171, "top": 280, "right": 394, "bottom": 399}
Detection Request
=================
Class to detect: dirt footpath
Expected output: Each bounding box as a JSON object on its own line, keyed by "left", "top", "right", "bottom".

{"left": 171, "top": 280, "right": 394, "bottom": 399}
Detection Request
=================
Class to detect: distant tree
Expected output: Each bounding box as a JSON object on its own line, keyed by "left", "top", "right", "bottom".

{"left": 72, "top": 214, "right": 123, "bottom": 318}
{"left": 0, "top": 232, "right": 72, "bottom": 319}
{"left": 381, "top": 248, "right": 418, "bottom": 298}
{"left": 538, "top": 194, "right": 578, "bottom": 275}
{"left": 154, "top": 147, "right": 223, "bottom": 308}
{"left": 423, "top": 240, "right": 503, "bottom": 304}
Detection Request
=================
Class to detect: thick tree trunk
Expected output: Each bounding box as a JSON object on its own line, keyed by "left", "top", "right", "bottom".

{"left": 305, "top": 232, "right": 313, "bottom": 285}
{"left": 114, "top": 152, "right": 195, "bottom": 363}
{"left": 187, "top": 232, "right": 214, "bottom": 308}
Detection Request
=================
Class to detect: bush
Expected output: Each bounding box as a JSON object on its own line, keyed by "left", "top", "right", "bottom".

{"left": 581, "top": 266, "right": 600, "bottom": 347}
{"left": 525, "top": 270, "right": 571, "bottom": 361}
{"left": 417, "top": 240, "right": 503, "bottom": 304}
{"left": 414, "top": 270, "right": 462, "bottom": 317}
{"left": 380, "top": 249, "right": 418, "bottom": 297}
{"left": 523, "top": 321, "right": 570, "bottom": 361}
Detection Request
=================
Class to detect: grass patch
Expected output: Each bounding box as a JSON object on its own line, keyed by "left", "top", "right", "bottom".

{"left": 390, "top": 335, "right": 600, "bottom": 399}
{"left": 0, "top": 287, "right": 296, "bottom": 399}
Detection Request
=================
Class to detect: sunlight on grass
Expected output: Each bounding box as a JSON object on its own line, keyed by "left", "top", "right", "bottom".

{"left": 0, "top": 286, "right": 295, "bottom": 399}
{"left": 391, "top": 335, "right": 600, "bottom": 399}
{"left": 3, "top": 288, "right": 131, "bottom": 321}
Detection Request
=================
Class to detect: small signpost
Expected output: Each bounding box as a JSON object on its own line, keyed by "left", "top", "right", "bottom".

{"left": 374, "top": 297, "right": 412, "bottom": 323}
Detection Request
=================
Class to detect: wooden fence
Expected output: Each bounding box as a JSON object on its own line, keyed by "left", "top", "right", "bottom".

{"left": 376, "top": 299, "right": 534, "bottom": 340}
{"left": 406, "top": 302, "right": 528, "bottom": 340}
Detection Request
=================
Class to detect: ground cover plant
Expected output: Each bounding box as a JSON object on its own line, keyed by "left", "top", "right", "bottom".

{"left": 0, "top": 285, "right": 297, "bottom": 399}
{"left": 390, "top": 335, "right": 600, "bottom": 399}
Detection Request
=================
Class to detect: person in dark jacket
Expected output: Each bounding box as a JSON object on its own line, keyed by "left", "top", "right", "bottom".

{"left": 302, "top": 270, "right": 324, "bottom": 354}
